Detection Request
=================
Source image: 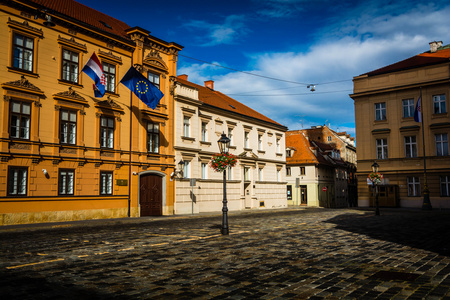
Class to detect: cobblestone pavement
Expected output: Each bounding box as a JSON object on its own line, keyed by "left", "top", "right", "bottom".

{"left": 1, "top": 208, "right": 450, "bottom": 299}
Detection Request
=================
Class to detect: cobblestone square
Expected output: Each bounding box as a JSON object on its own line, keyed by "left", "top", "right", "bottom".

{"left": 1, "top": 208, "right": 450, "bottom": 299}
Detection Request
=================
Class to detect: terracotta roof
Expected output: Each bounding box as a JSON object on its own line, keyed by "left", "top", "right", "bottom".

{"left": 285, "top": 131, "right": 318, "bottom": 165}
{"left": 364, "top": 46, "right": 450, "bottom": 76}
{"left": 176, "top": 76, "right": 286, "bottom": 128}
{"left": 22, "top": 0, "right": 132, "bottom": 39}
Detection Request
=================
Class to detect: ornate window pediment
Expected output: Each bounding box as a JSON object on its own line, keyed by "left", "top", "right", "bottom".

{"left": 2, "top": 75, "right": 44, "bottom": 97}
{"left": 95, "top": 98, "right": 124, "bottom": 115}
{"left": 143, "top": 49, "right": 168, "bottom": 73}
{"left": 53, "top": 87, "right": 88, "bottom": 107}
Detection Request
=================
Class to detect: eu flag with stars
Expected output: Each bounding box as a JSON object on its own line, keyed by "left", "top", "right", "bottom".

{"left": 120, "top": 66, "right": 164, "bottom": 109}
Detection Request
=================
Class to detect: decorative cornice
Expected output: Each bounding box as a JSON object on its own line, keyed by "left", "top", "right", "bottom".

{"left": 95, "top": 97, "right": 125, "bottom": 114}
{"left": 2, "top": 75, "right": 44, "bottom": 96}
{"left": 7, "top": 18, "right": 43, "bottom": 37}
{"left": 98, "top": 49, "right": 122, "bottom": 64}
{"left": 57, "top": 35, "right": 87, "bottom": 52}
{"left": 53, "top": 87, "right": 88, "bottom": 106}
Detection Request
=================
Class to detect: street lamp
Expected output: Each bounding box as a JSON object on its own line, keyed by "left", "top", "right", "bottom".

{"left": 217, "top": 133, "right": 230, "bottom": 235}
{"left": 371, "top": 161, "right": 380, "bottom": 216}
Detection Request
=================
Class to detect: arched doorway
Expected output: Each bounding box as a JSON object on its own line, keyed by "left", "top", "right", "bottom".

{"left": 139, "top": 172, "right": 165, "bottom": 216}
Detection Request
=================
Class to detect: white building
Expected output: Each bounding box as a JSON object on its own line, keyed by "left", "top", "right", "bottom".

{"left": 172, "top": 75, "right": 288, "bottom": 214}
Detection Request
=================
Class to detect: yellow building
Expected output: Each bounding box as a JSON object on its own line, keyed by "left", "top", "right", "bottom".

{"left": 0, "top": 0, "right": 182, "bottom": 225}
{"left": 351, "top": 41, "right": 450, "bottom": 209}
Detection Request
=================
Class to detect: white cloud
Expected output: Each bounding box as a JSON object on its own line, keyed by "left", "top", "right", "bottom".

{"left": 184, "top": 15, "right": 249, "bottom": 46}
{"left": 179, "top": 1, "right": 450, "bottom": 135}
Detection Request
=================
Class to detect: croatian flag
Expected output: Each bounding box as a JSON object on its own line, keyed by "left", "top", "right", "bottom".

{"left": 82, "top": 52, "right": 106, "bottom": 97}
{"left": 414, "top": 96, "right": 421, "bottom": 123}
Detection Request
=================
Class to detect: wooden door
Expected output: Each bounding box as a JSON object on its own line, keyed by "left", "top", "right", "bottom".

{"left": 140, "top": 174, "right": 163, "bottom": 216}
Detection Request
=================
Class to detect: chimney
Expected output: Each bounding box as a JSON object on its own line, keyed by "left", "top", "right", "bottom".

{"left": 429, "top": 41, "right": 443, "bottom": 53}
{"left": 178, "top": 74, "right": 188, "bottom": 81}
{"left": 204, "top": 80, "right": 214, "bottom": 90}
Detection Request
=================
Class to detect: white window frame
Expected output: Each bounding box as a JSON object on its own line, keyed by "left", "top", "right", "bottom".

{"left": 201, "top": 162, "right": 207, "bottom": 179}
{"left": 100, "top": 171, "right": 113, "bottom": 195}
{"left": 435, "top": 133, "right": 449, "bottom": 156}
{"left": 183, "top": 160, "right": 190, "bottom": 178}
{"left": 433, "top": 94, "right": 446, "bottom": 114}
{"left": 201, "top": 122, "right": 208, "bottom": 142}
{"left": 404, "top": 136, "right": 417, "bottom": 158}
{"left": 440, "top": 175, "right": 450, "bottom": 197}
{"left": 228, "top": 127, "right": 234, "bottom": 146}
{"left": 376, "top": 138, "right": 388, "bottom": 159}
{"left": 402, "top": 99, "right": 415, "bottom": 118}
{"left": 407, "top": 176, "right": 420, "bottom": 197}
{"left": 258, "top": 134, "right": 263, "bottom": 151}
{"left": 244, "top": 131, "right": 250, "bottom": 149}
{"left": 183, "top": 116, "right": 190, "bottom": 137}
{"left": 375, "top": 102, "right": 386, "bottom": 121}
{"left": 8, "top": 167, "right": 28, "bottom": 196}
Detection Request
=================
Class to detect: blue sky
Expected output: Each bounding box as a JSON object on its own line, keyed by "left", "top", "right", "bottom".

{"left": 77, "top": 0, "right": 450, "bottom": 136}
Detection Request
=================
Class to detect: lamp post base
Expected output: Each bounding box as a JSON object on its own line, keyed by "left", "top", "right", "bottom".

{"left": 422, "top": 189, "right": 432, "bottom": 210}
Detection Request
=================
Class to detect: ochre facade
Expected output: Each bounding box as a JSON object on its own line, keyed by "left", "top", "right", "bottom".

{"left": 0, "top": 0, "right": 182, "bottom": 225}
{"left": 351, "top": 42, "right": 450, "bottom": 208}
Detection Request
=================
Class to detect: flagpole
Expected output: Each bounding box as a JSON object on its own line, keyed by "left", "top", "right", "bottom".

{"left": 420, "top": 87, "right": 432, "bottom": 210}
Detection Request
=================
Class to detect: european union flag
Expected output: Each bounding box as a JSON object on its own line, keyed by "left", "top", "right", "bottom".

{"left": 120, "top": 67, "right": 164, "bottom": 109}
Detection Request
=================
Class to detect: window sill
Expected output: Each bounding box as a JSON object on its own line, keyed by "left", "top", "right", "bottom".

{"left": 182, "top": 136, "right": 195, "bottom": 142}
{"left": 229, "top": 145, "right": 237, "bottom": 150}
{"left": 7, "top": 67, "right": 39, "bottom": 78}
{"left": 58, "top": 79, "right": 83, "bottom": 88}
{"left": 244, "top": 148, "right": 253, "bottom": 151}
{"left": 200, "top": 141, "right": 211, "bottom": 146}
{"left": 257, "top": 150, "right": 265, "bottom": 154}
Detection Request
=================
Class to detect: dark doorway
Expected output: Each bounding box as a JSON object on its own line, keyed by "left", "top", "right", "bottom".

{"left": 140, "top": 174, "right": 163, "bottom": 216}
{"left": 300, "top": 185, "right": 307, "bottom": 205}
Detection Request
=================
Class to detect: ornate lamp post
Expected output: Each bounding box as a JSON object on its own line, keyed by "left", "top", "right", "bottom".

{"left": 371, "top": 161, "right": 381, "bottom": 216}
{"left": 217, "top": 133, "right": 231, "bottom": 235}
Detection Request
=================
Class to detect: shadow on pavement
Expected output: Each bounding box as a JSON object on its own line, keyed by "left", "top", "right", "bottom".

{"left": 324, "top": 209, "right": 450, "bottom": 257}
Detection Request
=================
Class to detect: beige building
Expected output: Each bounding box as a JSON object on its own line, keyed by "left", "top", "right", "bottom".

{"left": 286, "top": 126, "right": 356, "bottom": 208}
{"left": 172, "top": 75, "right": 288, "bottom": 214}
{"left": 0, "top": 0, "right": 182, "bottom": 225}
{"left": 351, "top": 41, "right": 450, "bottom": 208}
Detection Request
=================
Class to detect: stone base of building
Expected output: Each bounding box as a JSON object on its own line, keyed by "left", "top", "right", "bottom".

{"left": 0, "top": 207, "right": 139, "bottom": 226}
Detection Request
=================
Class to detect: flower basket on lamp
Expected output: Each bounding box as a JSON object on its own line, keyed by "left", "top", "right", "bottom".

{"left": 209, "top": 152, "right": 237, "bottom": 172}
{"left": 368, "top": 172, "right": 383, "bottom": 184}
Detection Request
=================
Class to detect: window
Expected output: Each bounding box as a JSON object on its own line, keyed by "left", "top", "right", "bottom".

{"left": 201, "top": 163, "right": 207, "bottom": 179}
{"left": 59, "top": 169, "right": 75, "bottom": 195}
{"left": 100, "top": 171, "right": 113, "bottom": 195}
{"left": 403, "top": 99, "right": 415, "bottom": 118}
{"left": 286, "top": 149, "right": 292, "bottom": 157}
{"left": 407, "top": 176, "right": 420, "bottom": 197}
{"left": 60, "top": 109, "right": 77, "bottom": 145}
{"left": 10, "top": 100, "right": 31, "bottom": 140}
{"left": 327, "top": 136, "right": 332, "bottom": 142}
{"left": 441, "top": 176, "right": 450, "bottom": 197}
{"left": 62, "top": 49, "right": 79, "bottom": 83}
{"left": 201, "top": 122, "right": 208, "bottom": 142}
{"left": 258, "top": 134, "right": 263, "bottom": 151}
{"left": 375, "top": 102, "right": 386, "bottom": 121}
{"left": 228, "top": 128, "right": 234, "bottom": 146}
{"left": 300, "top": 167, "right": 306, "bottom": 175}
{"left": 286, "top": 167, "right": 291, "bottom": 176}
{"left": 102, "top": 62, "right": 116, "bottom": 93}
{"left": 183, "top": 161, "right": 190, "bottom": 178}
{"left": 183, "top": 116, "right": 190, "bottom": 137}
{"left": 258, "top": 168, "right": 263, "bottom": 181}
{"left": 244, "top": 131, "right": 250, "bottom": 148}
{"left": 376, "top": 138, "right": 388, "bottom": 159}
{"left": 147, "top": 122, "right": 159, "bottom": 154}
{"left": 404, "top": 136, "right": 417, "bottom": 158}
{"left": 277, "top": 169, "right": 281, "bottom": 182}
{"left": 244, "top": 167, "right": 250, "bottom": 181}
{"left": 287, "top": 185, "right": 292, "bottom": 200}
{"left": 100, "top": 116, "right": 114, "bottom": 149}
{"left": 148, "top": 72, "right": 160, "bottom": 89}
{"left": 276, "top": 138, "right": 281, "bottom": 153}
{"left": 7, "top": 167, "right": 27, "bottom": 196}
{"left": 435, "top": 133, "right": 449, "bottom": 156}
{"left": 227, "top": 166, "right": 233, "bottom": 180}
{"left": 433, "top": 94, "right": 446, "bottom": 114}
{"left": 13, "top": 33, "right": 34, "bottom": 72}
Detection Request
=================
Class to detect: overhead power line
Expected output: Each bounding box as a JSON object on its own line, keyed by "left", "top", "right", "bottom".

{"left": 179, "top": 54, "right": 353, "bottom": 87}
{"left": 228, "top": 89, "right": 353, "bottom": 97}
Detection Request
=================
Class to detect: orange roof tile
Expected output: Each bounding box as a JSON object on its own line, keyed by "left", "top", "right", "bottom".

{"left": 23, "top": 0, "right": 132, "bottom": 39}
{"left": 365, "top": 45, "right": 450, "bottom": 76}
{"left": 177, "top": 76, "right": 286, "bottom": 129}
{"left": 285, "top": 131, "right": 318, "bottom": 165}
